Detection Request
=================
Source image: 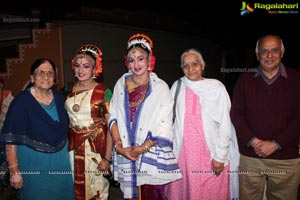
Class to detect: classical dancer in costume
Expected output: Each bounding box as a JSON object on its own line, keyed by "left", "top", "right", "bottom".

{"left": 108, "top": 33, "right": 181, "bottom": 199}
{"left": 64, "top": 44, "right": 113, "bottom": 200}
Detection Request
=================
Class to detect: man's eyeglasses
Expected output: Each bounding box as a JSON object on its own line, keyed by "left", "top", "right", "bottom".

{"left": 34, "top": 70, "right": 55, "bottom": 78}
{"left": 258, "top": 48, "right": 281, "bottom": 56}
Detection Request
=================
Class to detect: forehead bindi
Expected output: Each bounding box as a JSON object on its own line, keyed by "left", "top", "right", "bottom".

{"left": 129, "top": 47, "right": 147, "bottom": 56}
{"left": 76, "top": 57, "right": 92, "bottom": 65}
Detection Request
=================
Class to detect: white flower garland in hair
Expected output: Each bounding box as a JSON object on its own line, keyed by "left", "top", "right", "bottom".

{"left": 127, "top": 38, "right": 151, "bottom": 51}
{"left": 80, "top": 47, "right": 98, "bottom": 56}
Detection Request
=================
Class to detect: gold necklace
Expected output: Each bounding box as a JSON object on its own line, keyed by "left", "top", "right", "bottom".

{"left": 78, "top": 81, "right": 92, "bottom": 87}
{"left": 131, "top": 76, "right": 149, "bottom": 86}
{"left": 72, "top": 83, "right": 90, "bottom": 112}
{"left": 129, "top": 84, "right": 148, "bottom": 107}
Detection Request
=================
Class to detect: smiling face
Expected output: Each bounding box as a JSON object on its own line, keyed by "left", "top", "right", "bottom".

{"left": 73, "top": 55, "right": 96, "bottom": 81}
{"left": 182, "top": 52, "right": 204, "bottom": 81}
{"left": 126, "top": 47, "right": 150, "bottom": 76}
{"left": 256, "top": 35, "right": 285, "bottom": 73}
{"left": 31, "top": 61, "right": 55, "bottom": 90}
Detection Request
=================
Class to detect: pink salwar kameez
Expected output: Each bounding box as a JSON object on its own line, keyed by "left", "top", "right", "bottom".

{"left": 166, "top": 88, "right": 229, "bottom": 200}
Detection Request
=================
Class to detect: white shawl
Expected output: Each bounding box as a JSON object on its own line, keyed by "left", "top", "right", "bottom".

{"left": 109, "top": 72, "right": 182, "bottom": 198}
{"left": 171, "top": 76, "right": 240, "bottom": 200}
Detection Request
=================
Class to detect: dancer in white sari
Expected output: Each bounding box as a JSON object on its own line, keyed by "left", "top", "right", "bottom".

{"left": 108, "top": 33, "right": 181, "bottom": 199}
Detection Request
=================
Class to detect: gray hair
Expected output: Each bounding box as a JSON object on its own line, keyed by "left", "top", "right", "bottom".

{"left": 255, "top": 35, "right": 285, "bottom": 53}
{"left": 180, "top": 48, "right": 205, "bottom": 68}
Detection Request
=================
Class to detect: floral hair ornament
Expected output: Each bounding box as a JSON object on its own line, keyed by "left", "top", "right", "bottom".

{"left": 125, "top": 33, "right": 156, "bottom": 72}
{"left": 72, "top": 44, "right": 103, "bottom": 77}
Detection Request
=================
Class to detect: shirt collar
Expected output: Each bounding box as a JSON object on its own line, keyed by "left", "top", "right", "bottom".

{"left": 254, "top": 63, "right": 287, "bottom": 79}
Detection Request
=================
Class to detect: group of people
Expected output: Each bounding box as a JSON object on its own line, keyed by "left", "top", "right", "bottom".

{"left": 0, "top": 33, "right": 299, "bottom": 200}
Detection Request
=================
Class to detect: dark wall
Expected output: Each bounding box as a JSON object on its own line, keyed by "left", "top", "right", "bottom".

{"left": 61, "top": 20, "right": 225, "bottom": 90}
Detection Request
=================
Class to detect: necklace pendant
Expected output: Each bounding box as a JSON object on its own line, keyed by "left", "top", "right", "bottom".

{"left": 72, "top": 104, "right": 80, "bottom": 112}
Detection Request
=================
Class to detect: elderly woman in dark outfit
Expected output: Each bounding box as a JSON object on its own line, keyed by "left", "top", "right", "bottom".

{"left": 0, "top": 58, "right": 74, "bottom": 200}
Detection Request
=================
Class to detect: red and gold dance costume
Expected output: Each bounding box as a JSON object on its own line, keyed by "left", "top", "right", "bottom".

{"left": 66, "top": 84, "right": 110, "bottom": 200}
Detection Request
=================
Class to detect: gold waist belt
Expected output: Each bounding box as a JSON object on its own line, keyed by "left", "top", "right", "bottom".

{"left": 71, "top": 123, "right": 97, "bottom": 133}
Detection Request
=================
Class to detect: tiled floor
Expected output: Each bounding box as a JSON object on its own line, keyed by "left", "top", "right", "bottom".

{"left": 2, "top": 183, "right": 300, "bottom": 199}
{"left": 1, "top": 184, "right": 122, "bottom": 200}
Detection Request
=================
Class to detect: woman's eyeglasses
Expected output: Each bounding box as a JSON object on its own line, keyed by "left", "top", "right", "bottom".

{"left": 34, "top": 70, "right": 55, "bottom": 78}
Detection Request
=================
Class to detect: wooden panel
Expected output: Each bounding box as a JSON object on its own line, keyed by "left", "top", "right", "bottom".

{"left": 0, "top": 23, "right": 64, "bottom": 96}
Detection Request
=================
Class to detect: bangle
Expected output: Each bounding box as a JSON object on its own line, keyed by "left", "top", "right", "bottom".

{"left": 142, "top": 140, "right": 152, "bottom": 153}
{"left": 115, "top": 142, "right": 122, "bottom": 154}
{"left": 114, "top": 141, "right": 122, "bottom": 149}
{"left": 144, "top": 144, "right": 149, "bottom": 153}
{"left": 102, "top": 157, "right": 112, "bottom": 165}
{"left": 113, "top": 138, "right": 122, "bottom": 145}
{"left": 8, "top": 163, "right": 18, "bottom": 169}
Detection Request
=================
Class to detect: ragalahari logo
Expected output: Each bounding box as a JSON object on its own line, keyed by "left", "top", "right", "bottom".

{"left": 240, "top": 2, "right": 255, "bottom": 15}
